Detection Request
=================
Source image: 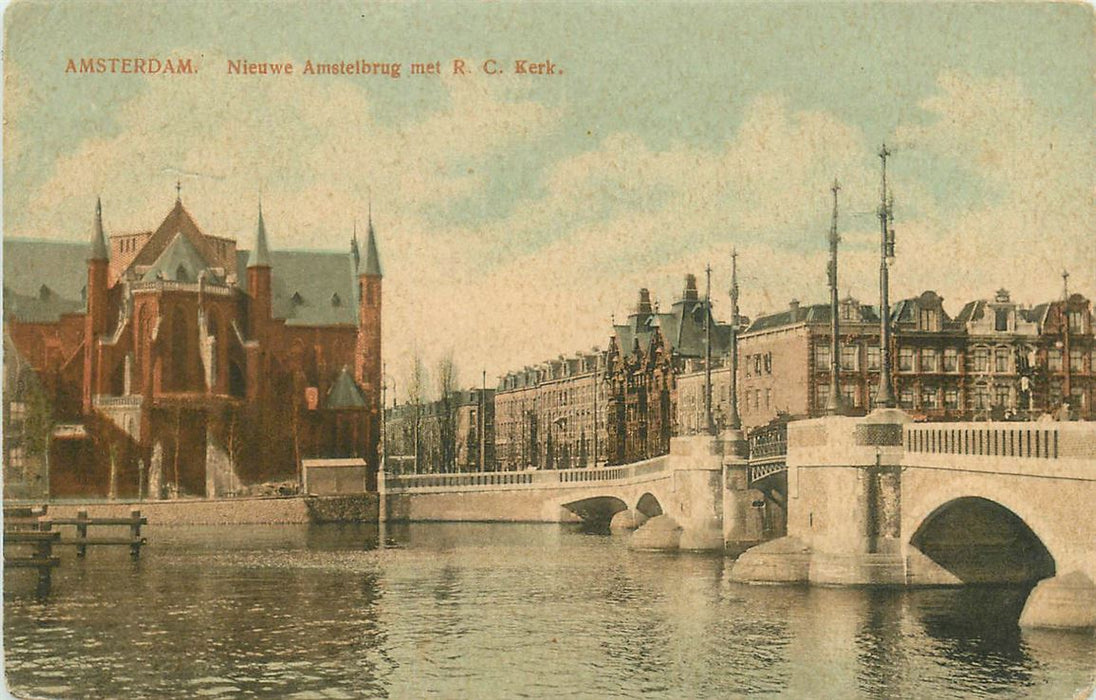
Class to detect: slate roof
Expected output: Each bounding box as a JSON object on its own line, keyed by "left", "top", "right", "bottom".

{"left": 325, "top": 367, "right": 366, "bottom": 409}
{"left": 614, "top": 298, "right": 732, "bottom": 359}
{"left": 3, "top": 239, "right": 89, "bottom": 322}
{"left": 263, "top": 249, "right": 359, "bottom": 326}
{"left": 364, "top": 220, "right": 382, "bottom": 276}
{"left": 142, "top": 232, "right": 219, "bottom": 283}
{"left": 744, "top": 302, "right": 880, "bottom": 334}
{"left": 247, "top": 208, "right": 272, "bottom": 268}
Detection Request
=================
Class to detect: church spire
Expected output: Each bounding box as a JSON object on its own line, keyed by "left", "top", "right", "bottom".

{"left": 247, "top": 200, "right": 272, "bottom": 268}
{"left": 89, "top": 196, "right": 109, "bottom": 261}
{"left": 350, "top": 219, "right": 361, "bottom": 272}
{"left": 364, "top": 206, "right": 382, "bottom": 277}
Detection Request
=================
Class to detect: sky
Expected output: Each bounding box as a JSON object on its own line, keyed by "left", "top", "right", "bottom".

{"left": 3, "top": 1, "right": 1094, "bottom": 398}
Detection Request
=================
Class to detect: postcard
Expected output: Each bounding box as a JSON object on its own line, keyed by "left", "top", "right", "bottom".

{"left": 3, "top": 1, "right": 1095, "bottom": 698}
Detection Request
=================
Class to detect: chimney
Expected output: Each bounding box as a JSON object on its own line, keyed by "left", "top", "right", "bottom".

{"left": 789, "top": 299, "right": 800, "bottom": 316}
{"left": 683, "top": 273, "right": 699, "bottom": 301}
{"left": 636, "top": 288, "right": 653, "bottom": 314}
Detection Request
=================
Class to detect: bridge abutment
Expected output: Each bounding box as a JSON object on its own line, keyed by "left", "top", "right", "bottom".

{"left": 734, "top": 411, "right": 911, "bottom": 585}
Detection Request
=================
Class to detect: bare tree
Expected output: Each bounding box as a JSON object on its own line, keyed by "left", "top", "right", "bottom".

{"left": 406, "top": 354, "right": 428, "bottom": 474}
{"left": 435, "top": 352, "right": 458, "bottom": 473}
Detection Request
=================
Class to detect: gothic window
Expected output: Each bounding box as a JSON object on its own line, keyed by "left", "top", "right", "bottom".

{"left": 170, "top": 306, "right": 190, "bottom": 390}
{"left": 176, "top": 264, "right": 190, "bottom": 282}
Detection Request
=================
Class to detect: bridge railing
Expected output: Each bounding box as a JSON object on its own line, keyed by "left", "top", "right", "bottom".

{"left": 385, "top": 456, "right": 669, "bottom": 492}
{"left": 905, "top": 423, "right": 1061, "bottom": 460}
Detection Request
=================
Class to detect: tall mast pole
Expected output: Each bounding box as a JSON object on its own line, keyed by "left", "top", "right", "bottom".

{"left": 705, "top": 264, "right": 714, "bottom": 434}
{"left": 728, "top": 249, "right": 742, "bottom": 430}
{"left": 480, "top": 369, "right": 486, "bottom": 472}
{"left": 875, "top": 144, "right": 897, "bottom": 409}
{"left": 826, "top": 179, "right": 844, "bottom": 415}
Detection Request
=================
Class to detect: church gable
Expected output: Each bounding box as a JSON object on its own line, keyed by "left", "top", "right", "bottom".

{"left": 126, "top": 200, "right": 233, "bottom": 278}
{"left": 140, "top": 232, "right": 218, "bottom": 283}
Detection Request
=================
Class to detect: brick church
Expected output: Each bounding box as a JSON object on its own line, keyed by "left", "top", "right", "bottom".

{"left": 3, "top": 193, "right": 383, "bottom": 499}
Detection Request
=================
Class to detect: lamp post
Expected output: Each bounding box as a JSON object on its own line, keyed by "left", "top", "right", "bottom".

{"left": 704, "top": 263, "right": 715, "bottom": 435}
{"left": 874, "top": 144, "right": 897, "bottom": 409}
{"left": 826, "top": 179, "right": 844, "bottom": 416}
{"left": 728, "top": 249, "right": 742, "bottom": 431}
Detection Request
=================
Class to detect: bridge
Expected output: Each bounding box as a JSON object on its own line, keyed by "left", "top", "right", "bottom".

{"left": 383, "top": 434, "right": 726, "bottom": 549}
{"left": 382, "top": 412, "right": 1096, "bottom": 629}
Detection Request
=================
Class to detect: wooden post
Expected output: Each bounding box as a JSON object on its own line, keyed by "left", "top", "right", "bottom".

{"left": 36, "top": 521, "right": 54, "bottom": 593}
{"left": 76, "top": 508, "right": 89, "bottom": 557}
{"left": 130, "top": 509, "right": 142, "bottom": 558}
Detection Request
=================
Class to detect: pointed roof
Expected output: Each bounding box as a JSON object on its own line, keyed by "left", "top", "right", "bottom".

{"left": 247, "top": 203, "right": 272, "bottom": 268}
{"left": 125, "top": 199, "right": 230, "bottom": 275}
{"left": 350, "top": 221, "right": 361, "bottom": 272}
{"left": 325, "top": 367, "right": 367, "bottom": 409}
{"left": 363, "top": 216, "right": 382, "bottom": 277}
{"left": 142, "top": 232, "right": 214, "bottom": 282}
{"left": 89, "top": 197, "right": 109, "bottom": 261}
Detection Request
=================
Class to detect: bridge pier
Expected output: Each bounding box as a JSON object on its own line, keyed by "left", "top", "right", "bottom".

{"left": 733, "top": 410, "right": 911, "bottom": 585}
{"left": 631, "top": 435, "right": 724, "bottom": 551}
{"left": 721, "top": 428, "right": 766, "bottom": 556}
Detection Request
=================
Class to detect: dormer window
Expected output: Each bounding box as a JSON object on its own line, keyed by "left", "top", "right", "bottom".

{"left": 331, "top": 293, "right": 341, "bottom": 307}
{"left": 291, "top": 292, "right": 304, "bottom": 306}
{"left": 918, "top": 308, "right": 938, "bottom": 332}
{"left": 994, "top": 308, "right": 1009, "bottom": 332}
{"left": 175, "top": 264, "right": 190, "bottom": 282}
{"left": 38, "top": 284, "right": 51, "bottom": 300}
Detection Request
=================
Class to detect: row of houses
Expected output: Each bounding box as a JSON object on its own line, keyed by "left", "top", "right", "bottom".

{"left": 384, "top": 278, "right": 1094, "bottom": 474}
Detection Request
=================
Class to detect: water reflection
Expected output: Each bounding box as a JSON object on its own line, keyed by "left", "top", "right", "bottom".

{"left": 5, "top": 523, "right": 1095, "bottom": 699}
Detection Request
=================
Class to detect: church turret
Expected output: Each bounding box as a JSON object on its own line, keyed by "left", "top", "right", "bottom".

{"left": 83, "top": 197, "right": 111, "bottom": 412}
{"left": 355, "top": 207, "right": 383, "bottom": 483}
{"left": 247, "top": 202, "right": 273, "bottom": 339}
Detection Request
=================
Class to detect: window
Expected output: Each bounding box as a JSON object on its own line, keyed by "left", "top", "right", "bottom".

{"left": 815, "top": 344, "right": 831, "bottom": 369}
{"left": 973, "top": 385, "right": 990, "bottom": 410}
{"left": 754, "top": 355, "right": 763, "bottom": 376}
{"left": 972, "top": 347, "right": 989, "bottom": 373}
{"left": 994, "top": 308, "right": 1009, "bottom": 332}
{"left": 814, "top": 383, "right": 829, "bottom": 408}
{"left": 944, "top": 388, "right": 959, "bottom": 410}
{"left": 898, "top": 347, "right": 914, "bottom": 372}
{"left": 994, "top": 385, "right": 1010, "bottom": 408}
{"left": 943, "top": 348, "right": 958, "bottom": 373}
{"left": 1070, "top": 349, "right": 1084, "bottom": 372}
{"left": 899, "top": 388, "right": 914, "bottom": 409}
{"left": 867, "top": 346, "right": 881, "bottom": 371}
{"left": 921, "top": 349, "right": 938, "bottom": 373}
{"left": 841, "top": 345, "right": 859, "bottom": 371}
{"left": 764, "top": 353, "right": 773, "bottom": 375}
{"left": 1048, "top": 349, "right": 1063, "bottom": 372}
{"left": 995, "top": 347, "right": 1010, "bottom": 373}
{"left": 919, "top": 309, "right": 937, "bottom": 331}
{"left": 1068, "top": 311, "right": 1085, "bottom": 333}
{"left": 8, "top": 401, "right": 26, "bottom": 423}
{"left": 764, "top": 388, "right": 772, "bottom": 409}
{"left": 7, "top": 446, "right": 25, "bottom": 469}
{"left": 744, "top": 355, "right": 752, "bottom": 378}
{"left": 921, "top": 387, "right": 938, "bottom": 409}
{"left": 841, "top": 383, "right": 858, "bottom": 407}
{"left": 868, "top": 383, "right": 879, "bottom": 406}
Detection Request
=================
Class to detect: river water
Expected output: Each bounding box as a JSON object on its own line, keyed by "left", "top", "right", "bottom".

{"left": 4, "top": 522, "right": 1095, "bottom": 699}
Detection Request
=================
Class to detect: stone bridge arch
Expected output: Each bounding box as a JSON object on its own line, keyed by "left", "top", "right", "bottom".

{"left": 901, "top": 473, "right": 1071, "bottom": 579}
{"left": 908, "top": 496, "right": 1055, "bottom": 585}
